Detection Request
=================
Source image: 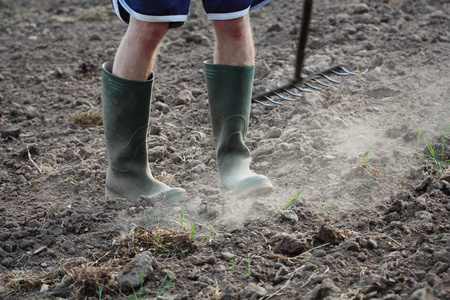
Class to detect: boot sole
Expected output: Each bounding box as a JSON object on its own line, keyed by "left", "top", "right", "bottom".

{"left": 106, "top": 186, "right": 187, "bottom": 203}
{"left": 221, "top": 177, "right": 274, "bottom": 199}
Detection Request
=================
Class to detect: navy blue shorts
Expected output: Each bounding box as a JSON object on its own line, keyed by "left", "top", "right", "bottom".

{"left": 112, "top": 0, "right": 271, "bottom": 26}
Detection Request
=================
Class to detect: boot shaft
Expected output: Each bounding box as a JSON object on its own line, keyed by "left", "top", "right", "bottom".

{"left": 204, "top": 61, "right": 255, "bottom": 163}
{"left": 102, "top": 62, "right": 153, "bottom": 172}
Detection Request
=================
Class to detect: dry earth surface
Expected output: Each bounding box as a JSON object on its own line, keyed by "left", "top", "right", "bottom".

{"left": 0, "top": 0, "right": 449, "bottom": 299}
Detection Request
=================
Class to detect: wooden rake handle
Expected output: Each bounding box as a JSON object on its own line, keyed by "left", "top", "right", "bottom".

{"left": 294, "top": 0, "right": 313, "bottom": 81}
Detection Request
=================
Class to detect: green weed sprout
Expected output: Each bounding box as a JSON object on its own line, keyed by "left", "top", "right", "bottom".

{"left": 96, "top": 284, "right": 104, "bottom": 300}
{"left": 66, "top": 174, "right": 77, "bottom": 183}
{"left": 282, "top": 189, "right": 304, "bottom": 209}
{"left": 417, "top": 125, "right": 422, "bottom": 147}
{"left": 424, "top": 134, "right": 449, "bottom": 171}
{"left": 247, "top": 255, "right": 252, "bottom": 276}
{"left": 432, "top": 233, "right": 449, "bottom": 242}
{"left": 231, "top": 257, "right": 235, "bottom": 272}
{"left": 362, "top": 150, "right": 372, "bottom": 164}
{"left": 205, "top": 220, "right": 217, "bottom": 240}
{"left": 125, "top": 269, "right": 146, "bottom": 300}
{"left": 152, "top": 234, "right": 166, "bottom": 252}
{"left": 145, "top": 212, "right": 155, "bottom": 222}
{"left": 417, "top": 125, "right": 450, "bottom": 172}
{"left": 190, "top": 222, "right": 195, "bottom": 239}
{"left": 157, "top": 274, "right": 175, "bottom": 298}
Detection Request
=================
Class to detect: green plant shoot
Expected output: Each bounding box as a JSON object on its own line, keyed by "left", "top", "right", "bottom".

{"left": 282, "top": 189, "right": 304, "bottom": 209}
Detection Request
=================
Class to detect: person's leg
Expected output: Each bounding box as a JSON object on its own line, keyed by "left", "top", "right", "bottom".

{"left": 205, "top": 12, "right": 273, "bottom": 198}
{"left": 211, "top": 13, "right": 254, "bottom": 66}
{"left": 113, "top": 17, "right": 169, "bottom": 80}
{"left": 101, "top": 16, "right": 186, "bottom": 203}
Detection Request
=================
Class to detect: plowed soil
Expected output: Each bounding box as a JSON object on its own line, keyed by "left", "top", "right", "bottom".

{"left": 0, "top": 0, "right": 449, "bottom": 299}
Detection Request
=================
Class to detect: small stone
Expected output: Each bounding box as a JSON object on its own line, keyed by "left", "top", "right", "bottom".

{"left": 239, "top": 283, "right": 267, "bottom": 300}
{"left": 357, "top": 13, "right": 374, "bottom": 24}
{"left": 79, "top": 147, "right": 94, "bottom": 159}
{"left": 366, "top": 239, "right": 378, "bottom": 249}
{"left": 409, "top": 288, "right": 428, "bottom": 300}
{"left": 185, "top": 33, "right": 208, "bottom": 44}
{"left": 175, "top": 90, "right": 193, "bottom": 105}
{"left": 206, "top": 256, "right": 216, "bottom": 265}
{"left": 342, "top": 241, "right": 360, "bottom": 252}
{"left": 89, "top": 34, "right": 101, "bottom": 41}
{"left": 267, "top": 23, "right": 283, "bottom": 32}
{"left": 279, "top": 210, "right": 299, "bottom": 222}
{"left": 433, "top": 249, "right": 450, "bottom": 264}
{"left": 303, "top": 278, "right": 341, "bottom": 300}
{"left": 1, "top": 125, "right": 21, "bottom": 138}
{"left": 354, "top": 4, "right": 370, "bottom": 14}
{"left": 310, "top": 120, "right": 322, "bottom": 129}
{"left": 302, "top": 155, "right": 313, "bottom": 164}
{"left": 357, "top": 253, "right": 367, "bottom": 262}
{"left": 154, "top": 101, "right": 170, "bottom": 113}
{"left": 221, "top": 252, "right": 235, "bottom": 260}
{"left": 315, "top": 224, "right": 345, "bottom": 246}
{"left": 117, "top": 251, "right": 156, "bottom": 292}
{"left": 189, "top": 255, "right": 206, "bottom": 266}
{"left": 312, "top": 136, "right": 326, "bottom": 150}
{"left": 430, "top": 261, "right": 448, "bottom": 275}
{"left": 312, "top": 249, "right": 327, "bottom": 257}
{"left": 269, "top": 233, "right": 308, "bottom": 256}
{"left": 264, "top": 127, "right": 282, "bottom": 139}
{"left": 40, "top": 284, "right": 50, "bottom": 293}
{"left": 221, "top": 283, "right": 238, "bottom": 300}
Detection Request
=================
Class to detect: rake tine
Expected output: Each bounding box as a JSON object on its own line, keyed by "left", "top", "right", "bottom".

{"left": 331, "top": 69, "right": 356, "bottom": 76}
{"left": 253, "top": 98, "right": 276, "bottom": 107}
{"left": 274, "top": 92, "right": 295, "bottom": 101}
{"left": 320, "top": 73, "right": 340, "bottom": 84}
{"left": 293, "top": 85, "right": 313, "bottom": 93}
{"left": 264, "top": 95, "right": 284, "bottom": 105}
{"left": 312, "top": 79, "right": 331, "bottom": 87}
{"left": 333, "top": 66, "right": 357, "bottom": 76}
{"left": 283, "top": 88, "right": 303, "bottom": 97}
{"left": 304, "top": 82, "right": 322, "bottom": 91}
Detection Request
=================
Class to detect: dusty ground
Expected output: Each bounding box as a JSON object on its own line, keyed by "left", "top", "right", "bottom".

{"left": 0, "top": 0, "right": 449, "bottom": 299}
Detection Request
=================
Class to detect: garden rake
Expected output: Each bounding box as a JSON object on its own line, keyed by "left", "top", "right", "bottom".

{"left": 252, "top": 0, "right": 356, "bottom": 107}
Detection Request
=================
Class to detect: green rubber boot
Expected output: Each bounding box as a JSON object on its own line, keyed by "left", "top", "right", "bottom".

{"left": 204, "top": 61, "right": 273, "bottom": 198}
{"left": 102, "top": 61, "right": 186, "bottom": 203}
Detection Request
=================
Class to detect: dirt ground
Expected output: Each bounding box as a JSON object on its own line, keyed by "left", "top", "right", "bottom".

{"left": 0, "top": 0, "right": 449, "bottom": 299}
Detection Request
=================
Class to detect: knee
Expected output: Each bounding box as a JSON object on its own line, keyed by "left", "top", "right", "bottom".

{"left": 213, "top": 16, "right": 249, "bottom": 41}
{"left": 127, "top": 18, "right": 169, "bottom": 48}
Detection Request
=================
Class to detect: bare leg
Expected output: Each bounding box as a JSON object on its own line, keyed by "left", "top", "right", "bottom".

{"left": 211, "top": 13, "right": 254, "bottom": 66}
{"left": 113, "top": 17, "right": 169, "bottom": 81}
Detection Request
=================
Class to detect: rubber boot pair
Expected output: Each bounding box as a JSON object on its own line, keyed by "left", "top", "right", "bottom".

{"left": 101, "top": 61, "right": 272, "bottom": 203}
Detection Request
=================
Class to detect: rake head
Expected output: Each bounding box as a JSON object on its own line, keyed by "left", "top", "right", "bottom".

{"left": 252, "top": 65, "right": 356, "bottom": 107}
{"left": 252, "top": 0, "right": 356, "bottom": 107}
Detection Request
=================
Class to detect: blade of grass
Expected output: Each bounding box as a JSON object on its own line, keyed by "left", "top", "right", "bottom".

{"left": 205, "top": 220, "right": 217, "bottom": 240}
{"left": 152, "top": 234, "right": 166, "bottom": 251}
{"left": 190, "top": 222, "right": 195, "bottom": 239}
{"left": 157, "top": 274, "right": 175, "bottom": 298}
{"left": 282, "top": 189, "right": 304, "bottom": 209}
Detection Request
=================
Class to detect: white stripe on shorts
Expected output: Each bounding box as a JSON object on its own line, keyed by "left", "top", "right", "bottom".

{"left": 118, "top": 0, "right": 188, "bottom": 23}
{"left": 112, "top": 0, "right": 124, "bottom": 22}
{"left": 250, "top": 0, "right": 271, "bottom": 11}
{"left": 207, "top": 6, "right": 250, "bottom": 21}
